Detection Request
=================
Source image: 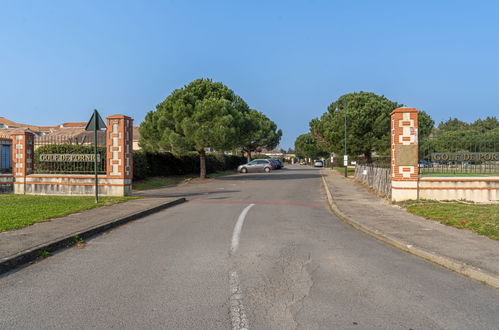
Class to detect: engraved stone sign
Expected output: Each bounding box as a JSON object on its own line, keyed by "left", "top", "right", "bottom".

{"left": 395, "top": 145, "right": 418, "bottom": 166}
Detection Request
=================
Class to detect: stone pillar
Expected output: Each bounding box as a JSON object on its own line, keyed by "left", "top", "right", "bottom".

{"left": 391, "top": 108, "right": 419, "bottom": 201}
{"left": 106, "top": 115, "right": 133, "bottom": 195}
{"left": 11, "top": 131, "right": 35, "bottom": 194}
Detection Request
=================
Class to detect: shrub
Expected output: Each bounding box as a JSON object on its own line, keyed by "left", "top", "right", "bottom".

{"left": 133, "top": 151, "right": 246, "bottom": 180}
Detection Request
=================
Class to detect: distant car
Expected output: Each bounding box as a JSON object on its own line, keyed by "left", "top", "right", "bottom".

{"left": 238, "top": 159, "right": 273, "bottom": 173}
{"left": 314, "top": 160, "right": 324, "bottom": 167}
{"left": 418, "top": 160, "right": 430, "bottom": 168}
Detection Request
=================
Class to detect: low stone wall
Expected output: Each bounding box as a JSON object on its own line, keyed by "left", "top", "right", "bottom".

{"left": 13, "top": 175, "right": 131, "bottom": 196}
{"left": 418, "top": 177, "right": 498, "bottom": 203}
{"left": 0, "top": 174, "right": 14, "bottom": 194}
{"left": 354, "top": 165, "right": 391, "bottom": 198}
{"left": 7, "top": 114, "right": 134, "bottom": 197}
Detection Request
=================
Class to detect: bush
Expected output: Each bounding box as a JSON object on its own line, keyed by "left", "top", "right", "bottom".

{"left": 251, "top": 153, "right": 270, "bottom": 159}
{"left": 132, "top": 151, "right": 150, "bottom": 180}
{"left": 133, "top": 151, "right": 246, "bottom": 180}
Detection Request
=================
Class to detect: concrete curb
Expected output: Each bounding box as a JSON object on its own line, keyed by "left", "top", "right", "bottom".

{"left": 320, "top": 175, "right": 499, "bottom": 289}
{"left": 0, "top": 197, "right": 186, "bottom": 275}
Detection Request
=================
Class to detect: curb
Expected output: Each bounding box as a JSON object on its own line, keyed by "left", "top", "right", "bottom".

{"left": 0, "top": 197, "right": 186, "bottom": 275}
{"left": 320, "top": 174, "right": 499, "bottom": 289}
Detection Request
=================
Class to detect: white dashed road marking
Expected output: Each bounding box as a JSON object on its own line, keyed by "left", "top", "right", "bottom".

{"left": 229, "top": 203, "right": 254, "bottom": 330}
{"left": 230, "top": 204, "right": 255, "bottom": 255}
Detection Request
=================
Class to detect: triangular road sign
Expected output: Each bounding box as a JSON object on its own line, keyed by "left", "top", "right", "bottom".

{"left": 85, "top": 109, "right": 107, "bottom": 131}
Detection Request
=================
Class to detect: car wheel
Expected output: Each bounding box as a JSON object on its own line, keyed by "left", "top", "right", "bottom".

{"left": 264, "top": 167, "right": 271, "bottom": 173}
{"left": 240, "top": 167, "right": 248, "bottom": 173}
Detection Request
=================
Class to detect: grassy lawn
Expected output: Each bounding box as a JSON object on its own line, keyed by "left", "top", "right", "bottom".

{"left": 133, "top": 170, "right": 237, "bottom": 191}
{"left": 399, "top": 200, "right": 499, "bottom": 240}
{"left": 0, "top": 195, "right": 136, "bottom": 232}
{"left": 333, "top": 167, "right": 355, "bottom": 177}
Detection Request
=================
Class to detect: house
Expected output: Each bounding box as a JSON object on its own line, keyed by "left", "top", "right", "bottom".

{"left": 0, "top": 117, "right": 141, "bottom": 150}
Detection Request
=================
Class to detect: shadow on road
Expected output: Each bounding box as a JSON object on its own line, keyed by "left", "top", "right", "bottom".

{"left": 134, "top": 190, "right": 240, "bottom": 198}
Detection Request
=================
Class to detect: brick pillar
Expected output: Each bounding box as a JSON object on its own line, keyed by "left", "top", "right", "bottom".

{"left": 11, "top": 131, "right": 35, "bottom": 194}
{"left": 391, "top": 108, "right": 419, "bottom": 201}
{"left": 106, "top": 115, "right": 133, "bottom": 195}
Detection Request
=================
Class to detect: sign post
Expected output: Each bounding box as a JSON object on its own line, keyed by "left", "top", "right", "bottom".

{"left": 85, "top": 109, "right": 107, "bottom": 203}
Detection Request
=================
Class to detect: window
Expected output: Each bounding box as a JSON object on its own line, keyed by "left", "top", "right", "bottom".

{"left": 1, "top": 144, "right": 11, "bottom": 169}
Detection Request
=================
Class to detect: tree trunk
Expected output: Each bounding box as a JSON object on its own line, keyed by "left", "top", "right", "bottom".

{"left": 364, "top": 151, "right": 373, "bottom": 164}
{"left": 199, "top": 149, "right": 207, "bottom": 179}
{"left": 246, "top": 151, "right": 252, "bottom": 163}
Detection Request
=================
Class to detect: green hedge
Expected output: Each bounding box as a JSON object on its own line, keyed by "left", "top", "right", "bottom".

{"left": 251, "top": 153, "right": 270, "bottom": 159}
{"left": 133, "top": 151, "right": 246, "bottom": 180}
{"left": 34, "top": 144, "right": 106, "bottom": 174}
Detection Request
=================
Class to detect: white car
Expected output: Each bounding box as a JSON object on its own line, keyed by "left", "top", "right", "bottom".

{"left": 314, "top": 160, "right": 324, "bottom": 167}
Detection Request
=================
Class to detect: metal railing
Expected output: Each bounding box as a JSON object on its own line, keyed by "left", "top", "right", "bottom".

{"left": 33, "top": 133, "right": 107, "bottom": 174}
{"left": 419, "top": 136, "right": 498, "bottom": 176}
{"left": 0, "top": 183, "right": 13, "bottom": 194}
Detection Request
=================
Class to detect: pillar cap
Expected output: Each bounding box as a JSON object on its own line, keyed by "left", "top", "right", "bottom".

{"left": 107, "top": 114, "right": 132, "bottom": 120}
{"left": 391, "top": 107, "right": 419, "bottom": 115}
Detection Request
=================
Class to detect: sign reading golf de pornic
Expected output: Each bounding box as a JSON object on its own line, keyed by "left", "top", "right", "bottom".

{"left": 431, "top": 152, "right": 498, "bottom": 162}
{"left": 39, "top": 154, "right": 101, "bottom": 162}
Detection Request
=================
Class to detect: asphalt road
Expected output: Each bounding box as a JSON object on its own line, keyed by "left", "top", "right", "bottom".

{"left": 1, "top": 165, "right": 498, "bottom": 329}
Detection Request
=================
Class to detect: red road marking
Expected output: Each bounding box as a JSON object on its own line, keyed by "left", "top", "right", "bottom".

{"left": 190, "top": 200, "right": 324, "bottom": 207}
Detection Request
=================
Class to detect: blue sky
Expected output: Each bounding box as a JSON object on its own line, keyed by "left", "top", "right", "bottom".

{"left": 1, "top": 0, "right": 498, "bottom": 149}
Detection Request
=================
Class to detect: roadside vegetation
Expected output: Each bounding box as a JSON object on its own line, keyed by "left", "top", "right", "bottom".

{"left": 139, "top": 78, "right": 281, "bottom": 179}
{"left": 0, "top": 195, "right": 136, "bottom": 232}
{"left": 399, "top": 200, "right": 499, "bottom": 240}
{"left": 295, "top": 91, "right": 497, "bottom": 176}
{"left": 295, "top": 92, "right": 434, "bottom": 164}
{"left": 133, "top": 170, "right": 236, "bottom": 190}
{"left": 333, "top": 166, "right": 355, "bottom": 177}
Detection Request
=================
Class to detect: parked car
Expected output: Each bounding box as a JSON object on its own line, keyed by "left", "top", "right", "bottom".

{"left": 238, "top": 159, "right": 273, "bottom": 173}
{"left": 314, "top": 160, "right": 324, "bottom": 167}
{"left": 269, "top": 158, "right": 282, "bottom": 169}
{"left": 275, "top": 159, "right": 284, "bottom": 168}
{"left": 267, "top": 159, "right": 278, "bottom": 169}
{"left": 418, "top": 160, "right": 430, "bottom": 168}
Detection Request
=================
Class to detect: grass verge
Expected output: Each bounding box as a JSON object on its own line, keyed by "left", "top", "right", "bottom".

{"left": 0, "top": 195, "right": 137, "bottom": 232}
{"left": 133, "top": 170, "right": 237, "bottom": 191}
{"left": 398, "top": 200, "right": 499, "bottom": 241}
{"left": 333, "top": 167, "right": 355, "bottom": 177}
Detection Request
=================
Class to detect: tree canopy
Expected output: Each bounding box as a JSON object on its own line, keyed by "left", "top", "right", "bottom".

{"left": 294, "top": 133, "right": 328, "bottom": 159}
{"left": 423, "top": 116, "right": 498, "bottom": 153}
{"left": 239, "top": 109, "right": 282, "bottom": 161}
{"left": 436, "top": 116, "right": 498, "bottom": 135}
{"left": 139, "top": 78, "right": 250, "bottom": 178}
{"left": 310, "top": 91, "right": 434, "bottom": 162}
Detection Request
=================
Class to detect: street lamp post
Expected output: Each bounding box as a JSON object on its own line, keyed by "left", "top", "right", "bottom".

{"left": 343, "top": 99, "right": 348, "bottom": 178}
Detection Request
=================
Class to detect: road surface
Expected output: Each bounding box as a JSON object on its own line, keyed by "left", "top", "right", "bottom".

{"left": 1, "top": 165, "right": 497, "bottom": 329}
